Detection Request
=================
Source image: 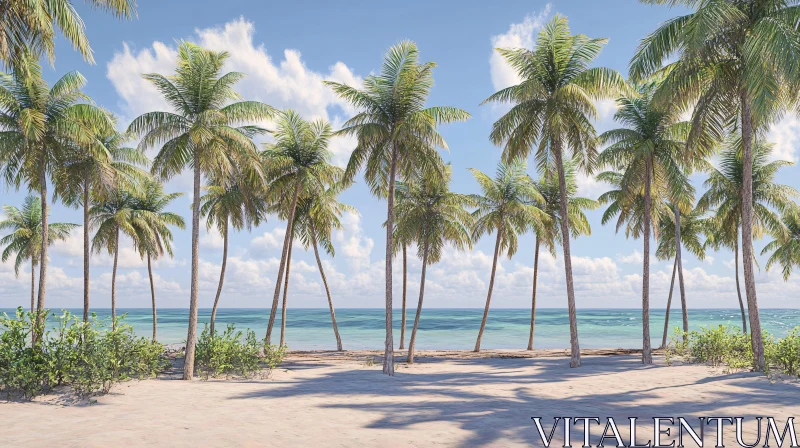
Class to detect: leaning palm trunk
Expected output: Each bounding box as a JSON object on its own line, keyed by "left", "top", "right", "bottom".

{"left": 280, "top": 238, "right": 293, "bottom": 348}
{"left": 310, "top": 222, "right": 342, "bottom": 351}
{"left": 148, "top": 254, "right": 157, "bottom": 341}
{"left": 35, "top": 160, "right": 49, "bottom": 340}
{"left": 30, "top": 260, "right": 36, "bottom": 313}
{"left": 400, "top": 245, "right": 407, "bottom": 350}
{"left": 554, "top": 147, "right": 581, "bottom": 367}
{"left": 641, "top": 156, "right": 653, "bottom": 364}
{"left": 209, "top": 221, "right": 229, "bottom": 336}
{"left": 183, "top": 155, "right": 202, "bottom": 380}
{"left": 734, "top": 232, "right": 747, "bottom": 335}
{"left": 661, "top": 257, "right": 678, "bottom": 349}
{"left": 111, "top": 226, "right": 119, "bottom": 330}
{"left": 674, "top": 204, "right": 688, "bottom": 340}
{"left": 740, "top": 93, "right": 765, "bottom": 371}
{"left": 527, "top": 235, "right": 541, "bottom": 351}
{"left": 266, "top": 180, "right": 302, "bottom": 344}
{"left": 475, "top": 228, "right": 502, "bottom": 352}
{"left": 407, "top": 242, "right": 429, "bottom": 363}
{"left": 83, "top": 177, "right": 90, "bottom": 322}
{"left": 381, "top": 144, "right": 399, "bottom": 375}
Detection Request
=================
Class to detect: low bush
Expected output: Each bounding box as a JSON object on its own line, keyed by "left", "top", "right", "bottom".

{"left": 0, "top": 308, "right": 169, "bottom": 400}
{"left": 194, "top": 323, "right": 285, "bottom": 380}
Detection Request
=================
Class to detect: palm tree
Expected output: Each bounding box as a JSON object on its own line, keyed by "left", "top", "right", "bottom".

{"left": 58, "top": 125, "right": 148, "bottom": 322}
{"left": 131, "top": 178, "right": 185, "bottom": 341}
{"left": 655, "top": 203, "right": 707, "bottom": 346}
{"left": 0, "top": 0, "right": 136, "bottom": 66}
{"left": 631, "top": 0, "right": 800, "bottom": 371}
{"left": 470, "top": 161, "right": 545, "bottom": 352}
{"left": 698, "top": 139, "right": 797, "bottom": 337}
{"left": 762, "top": 206, "right": 800, "bottom": 281}
{"left": 0, "top": 196, "right": 76, "bottom": 311}
{"left": 262, "top": 110, "right": 342, "bottom": 346}
{"left": 483, "top": 15, "right": 628, "bottom": 367}
{"left": 325, "top": 41, "right": 470, "bottom": 375}
{"left": 0, "top": 52, "right": 114, "bottom": 324}
{"left": 128, "top": 41, "right": 274, "bottom": 380}
{"left": 293, "top": 185, "right": 355, "bottom": 351}
{"left": 200, "top": 173, "right": 266, "bottom": 335}
{"left": 394, "top": 165, "right": 473, "bottom": 362}
{"left": 598, "top": 79, "right": 694, "bottom": 364}
{"left": 527, "top": 160, "right": 598, "bottom": 351}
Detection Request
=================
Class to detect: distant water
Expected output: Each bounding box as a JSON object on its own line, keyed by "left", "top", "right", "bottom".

{"left": 2, "top": 308, "right": 798, "bottom": 350}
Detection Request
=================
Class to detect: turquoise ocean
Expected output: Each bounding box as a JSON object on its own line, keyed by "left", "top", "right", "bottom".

{"left": 6, "top": 308, "right": 798, "bottom": 350}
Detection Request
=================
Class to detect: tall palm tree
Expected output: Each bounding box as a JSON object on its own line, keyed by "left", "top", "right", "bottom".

{"left": 0, "top": 52, "right": 114, "bottom": 324}
{"left": 0, "top": 195, "right": 76, "bottom": 311}
{"left": 655, "top": 203, "right": 707, "bottom": 346}
{"left": 128, "top": 41, "right": 274, "bottom": 380}
{"left": 698, "top": 139, "right": 797, "bottom": 337}
{"left": 131, "top": 178, "right": 185, "bottom": 341}
{"left": 483, "top": 15, "right": 628, "bottom": 367}
{"left": 293, "top": 185, "right": 355, "bottom": 351}
{"left": 631, "top": 0, "right": 800, "bottom": 371}
{"left": 762, "top": 206, "right": 800, "bottom": 281}
{"left": 470, "top": 161, "right": 545, "bottom": 352}
{"left": 394, "top": 165, "right": 473, "bottom": 362}
{"left": 200, "top": 173, "right": 266, "bottom": 335}
{"left": 262, "top": 110, "right": 342, "bottom": 345}
{"left": 58, "top": 125, "right": 148, "bottom": 322}
{"left": 325, "top": 41, "right": 470, "bottom": 375}
{"left": 527, "top": 160, "right": 598, "bottom": 351}
{"left": 598, "top": 80, "right": 694, "bottom": 364}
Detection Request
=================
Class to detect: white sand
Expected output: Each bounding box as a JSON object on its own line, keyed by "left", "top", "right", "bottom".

{"left": 2, "top": 353, "right": 798, "bottom": 447}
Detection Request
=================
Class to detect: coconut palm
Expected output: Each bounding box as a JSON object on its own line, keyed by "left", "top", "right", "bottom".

{"left": 597, "top": 79, "right": 695, "bottom": 364}
{"left": 200, "top": 172, "right": 266, "bottom": 335}
{"left": 527, "top": 160, "right": 598, "bottom": 351}
{"left": 470, "top": 161, "right": 545, "bottom": 352}
{"left": 631, "top": 0, "right": 800, "bottom": 371}
{"left": 262, "top": 110, "right": 342, "bottom": 346}
{"left": 292, "top": 185, "right": 354, "bottom": 351}
{"left": 127, "top": 41, "right": 274, "bottom": 380}
{"left": 483, "top": 15, "right": 629, "bottom": 367}
{"left": 698, "top": 139, "right": 798, "bottom": 339}
{"left": 394, "top": 165, "right": 474, "bottom": 362}
{"left": 131, "top": 178, "right": 185, "bottom": 341}
{"left": 0, "top": 0, "right": 136, "bottom": 66}
{"left": 762, "top": 206, "right": 800, "bottom": 281}
{"left": 0, "top": 52, "right": 114, "bottom": 323}
{"left": 325, "top": 41, "right": 470, "bottom": 375}
{"left": 0, "top": 196, "right": 76, "bottom": 311}
{"left": 57, "top": 125, "right": 148, "bottom": 322}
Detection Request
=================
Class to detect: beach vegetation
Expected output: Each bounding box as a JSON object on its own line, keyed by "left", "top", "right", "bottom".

{"left": 194, "top": 323, "right": 286, "bottom": 380}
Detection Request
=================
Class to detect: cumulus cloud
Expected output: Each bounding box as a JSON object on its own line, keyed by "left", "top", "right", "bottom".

{"left": 489, "top": 5, "right": 551, "bottom": 91}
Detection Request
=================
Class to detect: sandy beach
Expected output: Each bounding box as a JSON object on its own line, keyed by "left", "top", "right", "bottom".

{"left": 3, "top": 351, "right": 798, "bottom": 447}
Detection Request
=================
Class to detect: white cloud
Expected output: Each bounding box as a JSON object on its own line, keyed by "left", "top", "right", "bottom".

{"left": 767, "top": 114, "right": 800, "bottom": 162}
{"left": 489, "top": 5, "right": 551, "bottom": 91}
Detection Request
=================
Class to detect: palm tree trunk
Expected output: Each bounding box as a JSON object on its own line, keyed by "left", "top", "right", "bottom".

{"left": 475, "top": 228, "right": 502, "bottom": 352}
{"left": 641, "top": 155, "right": 653, "bottom": 364}
{"left": 399, "top": 244, "right": 407, "bottom": 350}
{"left": 674, "top": 204, "right": 688, "bottom": 340}
{"left": 148, "top": 254, "right": 157, "bottom": 342}
{"left": 209, "top": 220, "right": 229, "bottom": 336}
{"left": 527, "top": 235, "right": 541, "bottom": 351}
{"left": 280, "top": 237, "right": 293, "bottom": 348}
{"left": 111, "top": 226, "right": 119, "bottom": 330}
{"left": 734, "top": 230, "right": 748, "bottom": 335}
{"left": 266, "top": 179, "right": 302, "bottom": 344}
{"left": 740, "top": 91, "right": 765, "bottom": 371}
{"left": 382, "top": 143, "right": 400, "bottom": 375}
{"left": 310, "top": 221, "right": 342, "bottom": 351}
{"left": 30, "top": 260, "right": 35, "bottom": 313}
{"left": 35, "top": 160, "right": 48, "bottom": 339}
{"left": 407, "top": 242, "right": 429, "bottom": 364}
{"left": 182, "top": 155, "right": 202, "bottom": 380}
{"left": 83, "top": 177, "right": 90, "bottom": 323}
{"left": 660, "top": 257, "right": 678, "bottom": 349}
{"left": 553, "top": 146, "right": 581, "bottom": 367}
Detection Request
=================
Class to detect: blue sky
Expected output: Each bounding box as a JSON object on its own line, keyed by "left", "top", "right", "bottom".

{"left": 1, "top": 0, "right": 799, "bottom": 310}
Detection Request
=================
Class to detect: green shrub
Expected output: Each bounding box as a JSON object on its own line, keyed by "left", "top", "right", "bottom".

{"left": 767, "top": 328, "right": 800, "bottom": 376}
{"left": 194, "top": 323, "right": 285, "bottom": 380}
{"left": 0, "top": 309, "right": 52, "bottom": 399}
